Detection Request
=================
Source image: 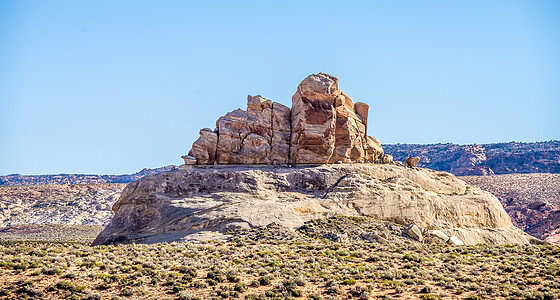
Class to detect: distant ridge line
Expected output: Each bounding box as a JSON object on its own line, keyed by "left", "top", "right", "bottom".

{"left": 0, "top": 166, "right": 175, "bottom": 186}
{"left": 2, "top": 141, "right": 558, "bottom": 185}
{"left": 383, "top": 140, "right": 560, "bottom": 176}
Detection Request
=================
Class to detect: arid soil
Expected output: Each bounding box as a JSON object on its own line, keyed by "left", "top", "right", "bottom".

{"left": 461, "top": 173, "right": 560, "bottom": 244}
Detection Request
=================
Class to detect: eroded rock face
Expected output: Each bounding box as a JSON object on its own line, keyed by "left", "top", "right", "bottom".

{"left": 188, "top": 129, "right": 217, "bottom": 164}
{"left": 212, "top": 96, "right": 281, "bottom": 164}
{"left": 290, "top": 73, "right": 339, "bottom": 163}
{"left": 93, "top": 164, "right": 536, "bottom": 246}
{"left": 188, "top": 73, "right": 383, "bottom": 165}
{"left": 270, "top": 102, "right": 291, "bottom": 164}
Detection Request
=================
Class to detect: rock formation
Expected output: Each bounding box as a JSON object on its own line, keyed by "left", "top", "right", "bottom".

{"left": 187, "top": 73, "right": 383, "bottom": 165}
{"left": 92, "top": 164, "right": 536, "bottom": 246}
{"left": 92, "top": 73, "right": 538, "bottom": 246}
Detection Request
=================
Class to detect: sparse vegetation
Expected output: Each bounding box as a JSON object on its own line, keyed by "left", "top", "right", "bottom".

{"left": 0, "top": 225, "right": 559, "bottom": 299}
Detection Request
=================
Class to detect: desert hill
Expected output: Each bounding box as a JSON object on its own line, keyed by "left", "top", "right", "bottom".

{"left": 93, "top": 164, "right": 534, "bottom": 246}
{"left": 0, "top": 166, "right": 173, "bottom": 186}
{"left": 461, "top": 173, "right": 560, "bottom": 244}
{"left": 0, "top": 183, "right": 125, "bottom": 227}
{"left": 383, "top": 141, "right": 560, "bottom": 176}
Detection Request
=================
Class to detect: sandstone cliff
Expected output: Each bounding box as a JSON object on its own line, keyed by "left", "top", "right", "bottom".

{"left": 92, "top": 164, "right": 534, "bottom": 246}
{"left": 187, "top": 73, "right": 383, "bottom": 165}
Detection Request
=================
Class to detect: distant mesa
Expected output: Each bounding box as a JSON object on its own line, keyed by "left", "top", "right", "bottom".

{"left": 184, "top": 73, "right": 384, "bottom": 165}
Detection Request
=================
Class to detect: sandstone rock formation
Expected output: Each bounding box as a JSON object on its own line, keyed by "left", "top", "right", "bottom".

{"left": 187, "top": 73, "right": 383, "bottom": 165}
{"left": 93, "top": 164, "right": 536, "bottom": 246}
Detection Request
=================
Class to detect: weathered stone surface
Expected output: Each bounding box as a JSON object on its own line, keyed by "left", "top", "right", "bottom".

{"left": 365, "top": 136, "right": 384, "bottom": 162}
{"left": 406, "top": 157, "right": 420, "bottom": 167}
{"left": 270, "top": 102, "right": 291, "bottom": 164}
{"left": 354, "top": 102, "right": 369, "bottom": 136}
{"left": 405, "top": 224, "right": 423, "bottom": 241}
{"left": 215, "top": 109, "right": 250, "bottom": 164}
{"left": 330, "top": 93, "right": 367, "bottom": 163}
{"left": 93, "top": 164, "right": 536, "bottom": 245}
{"left": 290, "top": 73, "right": 339, "bottom": 163}
{"left": 188, "top": 129, "right": 218, "bottom": 164}
{"left": 289, "top": 74, "right": 381, "bottom": 164}
{"left": 213, "top": 95, "right": 279, "bottom": 164}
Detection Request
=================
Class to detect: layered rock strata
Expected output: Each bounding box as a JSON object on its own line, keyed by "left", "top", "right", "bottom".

{"left": 93, "top": 164, "right": 535, "bottom": 246}
{"left": 187, "top": 73, "right": 383, "bottom": 165}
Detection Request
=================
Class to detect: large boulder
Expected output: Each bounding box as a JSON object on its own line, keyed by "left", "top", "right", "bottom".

{"left": 93, "top": 164, "right": 536, "bottom": 246}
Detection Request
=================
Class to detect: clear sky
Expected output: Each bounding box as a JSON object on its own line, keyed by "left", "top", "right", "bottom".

{"left": 1, "top": 1, "right": 559, "bottom": 175}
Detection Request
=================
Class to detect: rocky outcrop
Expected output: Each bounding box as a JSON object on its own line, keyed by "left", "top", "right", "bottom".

{"left": 92, "top": 164, "right": 536, "bottom": 245}
{"left": 187, "top": 73, "right": 383, "bottom": 165}
{"left": 214, "top": 95, "right": 285, "bottom": 164}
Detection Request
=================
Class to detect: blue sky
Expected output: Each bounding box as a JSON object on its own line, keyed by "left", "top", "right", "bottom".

{"left": 1, "top": 1, "right": 559, "bottom": 175}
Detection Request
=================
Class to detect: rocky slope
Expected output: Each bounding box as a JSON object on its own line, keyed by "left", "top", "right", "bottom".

{"left": 0, "top": 183, "right": 125, "bottom": 227}
{"left": 461, "top": 173, "right": 560, "bottom": 244}
{"left": 383, "top": 141, "right": 560, "bottom": 176}
{"left": 0, "top": 166, "right": 174, "bottom": 186}
{"left": 93, "top": 164, "right": 534, "bottom": 246}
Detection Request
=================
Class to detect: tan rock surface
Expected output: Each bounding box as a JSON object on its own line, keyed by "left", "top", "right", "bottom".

{"left": 270, "top": 102, "right": 291, "bottom": 164}
{"left": 290, "top": 73, "right": 339, "bottom": 163}
{"left": 93, "top": 164, "right": 535, "bottom": 245}
{"left": 188, "top": 128, "right": 218, "bottom": 164}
